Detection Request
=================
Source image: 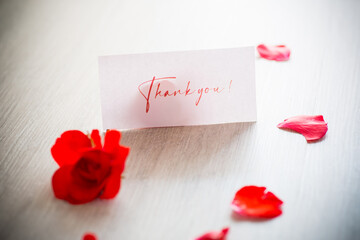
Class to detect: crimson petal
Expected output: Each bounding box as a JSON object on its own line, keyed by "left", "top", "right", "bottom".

{"left": 83, "top": 233, "right": 97, "bottom": 240}
{"left": 91, "top": 130, "right": 102, "bottom": 148}
{"left": 52, "top": 166, "right": 73, "bottom": 200}
{"left": 112, "top": 146, "right": 130, "bottom": 170}
{"left": 51, "top": 130, "right": 91, "bottom": 167}
{"left": 277, "top": 115, "right": 328, "bottom": 141}
{"left": 195, "top": 227, "right": 229, "bottom": 240}
{"left": 52, "top": 165, "right": 105, "bottom": 204}
{"left": 99, "top": 166, "right": 122, "bottom": 199}
{"left": 257, "top": 44, "right": 290, "bottom": 61}
{"left": 104, "top": 130, "right": 130, "bottom": 167}
{"left": 232, "top": 186, "right": 283, "bottom": 218}
{"left": 103, "top": 130, "right": 121, "bottom": 153}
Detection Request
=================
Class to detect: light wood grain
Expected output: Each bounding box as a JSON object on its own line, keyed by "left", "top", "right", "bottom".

{"left": 1, "top": 0, "right": 360, "bottom": 239}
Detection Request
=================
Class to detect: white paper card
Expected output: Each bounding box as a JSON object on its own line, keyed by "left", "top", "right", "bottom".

{"left": 99, "top": 47, "right": 256, "bottom": 130}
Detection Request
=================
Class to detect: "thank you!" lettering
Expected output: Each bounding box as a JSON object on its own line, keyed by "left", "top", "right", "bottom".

{"left": 138, "top": 76, "right": 232, "bottom": 113}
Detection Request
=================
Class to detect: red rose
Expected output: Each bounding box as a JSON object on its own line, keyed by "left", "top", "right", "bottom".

{"left": 51, "top": 130, "right": 129, "bottom": 204}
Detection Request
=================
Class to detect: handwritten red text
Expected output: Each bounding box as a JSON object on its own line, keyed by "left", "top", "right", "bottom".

{"left": 138, "top": 76, "right": 232, "bottom": 113}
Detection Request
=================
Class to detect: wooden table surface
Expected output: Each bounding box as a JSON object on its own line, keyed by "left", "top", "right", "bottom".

{"left": 1, "top": 0, "right": 359, "bottom": 239}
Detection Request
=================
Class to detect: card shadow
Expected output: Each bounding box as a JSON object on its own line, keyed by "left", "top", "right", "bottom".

{"left": 230, "top": 211, "right": 276, "bottom": 223}
{"left": 120, "top": 122, "right": 256, "bottom": 180}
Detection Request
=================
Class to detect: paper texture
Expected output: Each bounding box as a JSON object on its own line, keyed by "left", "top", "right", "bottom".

{"left": 99, "top": 47, "right": 256, "bottom": 130}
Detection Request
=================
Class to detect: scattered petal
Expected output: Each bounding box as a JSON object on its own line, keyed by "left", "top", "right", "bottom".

{"left": 257, "top": 44, "right": 290, "bottom": 61}
{"left": 277, "top": 115, "right": 328, "bottom": 141}
{"left": 195, "top": 227, "right": 229, "bottom": 240}
{"left": 232, "top": 186, "right": 283, "bottom": 218}
{"left": 83, "top": 233, "right": 97, "bottom": 240}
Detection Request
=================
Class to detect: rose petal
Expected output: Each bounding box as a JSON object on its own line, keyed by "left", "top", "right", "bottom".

{"left": 72, "top": 150, "right": 112, "bottom": 184}
{"left": 52, "top": 165, "right": 105, "bottom": 204}
{"left": 99, "top": 166, "right": 122, "bottom": 199}
{"left": 51, "top": 130, "right": 91, "bottom": 167}
{"left": 52, "top": 165, "right": 73, "bottom": 200}
{"left": 103, "top": 130, "right": 121, "bottom": 153}
{"left": 83, "top": 233, "right": 97, "bottom": 240}
{"left": 91, "top": 130, "right": 102, "bottom": 148}
{"left": 232, "top": 186, "right": 283, "bottom": 218}
{"left": 277, "top": 115, "right": 328, "bottom": 141}
{"left": 195, "top": 227, "right": 229, "bottom": 240}
{"left": 112, "top": 146, "right": 130, "bottom": 170}
{"left": 104, "top": 130, "right": 130, "bottom": 168}
{"left": 257, "top": 44, "right": 290, "bottom": 61}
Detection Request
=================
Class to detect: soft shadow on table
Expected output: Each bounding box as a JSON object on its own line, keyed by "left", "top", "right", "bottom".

{"left": 39, "top": 123, "right": 256, "bottom": 234}
{"left": 230, "top": 211, "right": 277, "bottom": 223}
{"left": 11, "top": 122, "right": 255, "bottom": 238}
{"left": 41, "top": 184, "right": 120, "bottom": 220}
{"left": 120, "top": 122, "right": 256, "bottom": 180}
{"left": 278, "top": 128, "right": 328, "bottom": 144}
{"left": 256, "top": 56, "right": 291, "bottom": 63}
{"left": 307, "top": 134, "right": 327, "bottom": 144}
{"left": 0, "top": 184, "right": 122, "bottom": 240}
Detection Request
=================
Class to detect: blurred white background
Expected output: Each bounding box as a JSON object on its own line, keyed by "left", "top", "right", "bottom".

{"left": 0, "top": 0, "right": 359, "bottom": 239}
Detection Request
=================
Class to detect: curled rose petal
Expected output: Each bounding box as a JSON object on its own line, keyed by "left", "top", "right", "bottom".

{"left": 52, "top": 161, "right": 107, "bottom": 204}
{"left": 99, "top": 166, "right": 122, "bottom": 199}
{"left": 90, "top": 129, "right": 102, "bottom": 148}
{"left": 257, "top": 44, "right": 290, "bottom": 61}
{"left": 195, "top": 227, "right": 229, "bottom": 240}
{"left": 83, "top": 233, "right": 97, "bottom": 240}
{"left": 277, "top": 115, "right": 328, "bottom": 141}
{"left": 51, "top": 130, "right": 92, "bottom": 167}
{"left": 232, "top": 186, "right": 283, "bottom": 218}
